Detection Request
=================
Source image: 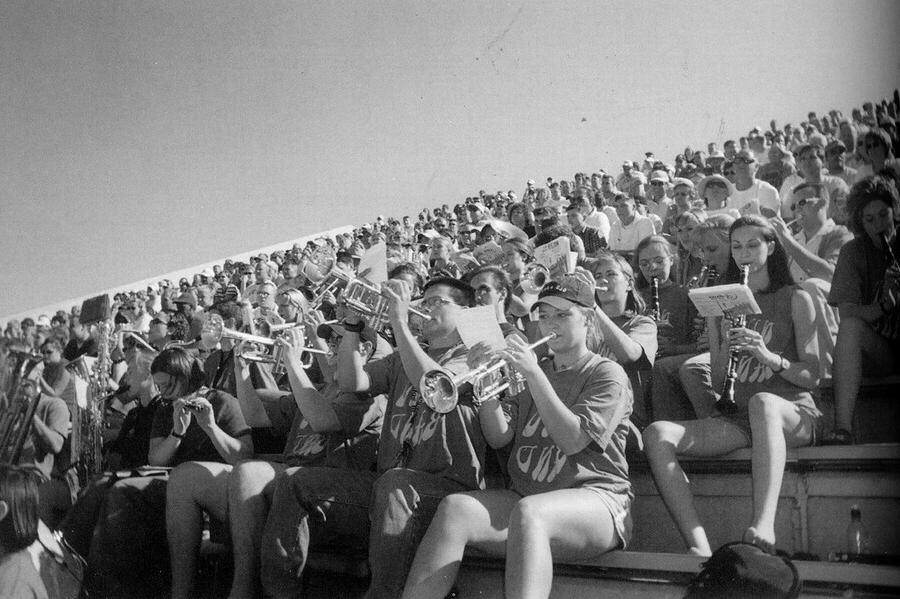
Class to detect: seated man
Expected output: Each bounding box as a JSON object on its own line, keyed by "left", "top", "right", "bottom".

{"left": 167, "top": 322, "right": 385, "bottom": 599}
{"left": 260, "top": 277, "right": 483, "bottom": 599}
{"left": 13, "top": 378, "right": 69, "bottom": 527}
{"left": 608, "top": 193, "right": 655, "bottom": 258}
{"left": 772, "top": 182, "right": 853, "bottom": 378}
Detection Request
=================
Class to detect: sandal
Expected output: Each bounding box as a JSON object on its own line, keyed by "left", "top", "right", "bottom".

{"left": 819, "top": 428, "right": 854, "bottom": 446}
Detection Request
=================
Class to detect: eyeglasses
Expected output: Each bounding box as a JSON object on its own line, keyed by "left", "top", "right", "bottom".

{"left": 734, "top": 158, "right": 755, "bottom": 165}
{"left": 421, "top": 297, "right": 455, "bottom": 310}
{"left": 723, "top": 171, "right": 735, "bottom": 177}
{"left": 650, "top": 181, "right": 665, "bottom": 186}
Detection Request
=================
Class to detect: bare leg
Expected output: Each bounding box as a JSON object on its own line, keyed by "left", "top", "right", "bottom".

{"left": 643, "top": 418, "right": 748, "bottom": 556}
{"left": 679, "top": 353, "right": 717, "bottom": 418}
{"left": 402, "top": 490, "right": 518, "bottom": 599}
{"left": 166, "top": 462, "right": 232, "bottom": 599}
{"left": 506, "top": 488, "right": 623, "bottom": 599}
{"left": 832, "top": 317, "right": 894, "bottom": 432}
{"left": 227, "top": 460, "right": 283, "bottom": 599}
{"left": 745, "top": 393, "right": 815, "bottom": 551}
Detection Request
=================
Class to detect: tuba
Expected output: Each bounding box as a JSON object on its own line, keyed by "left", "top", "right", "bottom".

{"left": 0, "top": 384, "right": 42, "bottom": 466}
{"left": 418, "top": 334, "right": 557, "bottom": 413}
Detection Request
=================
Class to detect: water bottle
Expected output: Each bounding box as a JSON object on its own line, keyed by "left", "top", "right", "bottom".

{"left": 845, "top": 505, "right": 869, "bottom": 558}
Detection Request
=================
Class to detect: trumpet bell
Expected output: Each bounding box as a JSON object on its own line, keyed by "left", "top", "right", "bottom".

{"left": 419, "top": 370, "right": 461, "bottom": 414}
{"left": 302, "top": 246, "right": 336, "bottom": 286}
{"left": 521, "top": 263, "right": 550, "bottom": 295}
{"left": 200, "top": 314, "right": 226, "bottom": 349}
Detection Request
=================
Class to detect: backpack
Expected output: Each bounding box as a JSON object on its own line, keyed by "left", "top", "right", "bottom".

{"left": 684, "top": 542, "right": 801, "bottom": 599}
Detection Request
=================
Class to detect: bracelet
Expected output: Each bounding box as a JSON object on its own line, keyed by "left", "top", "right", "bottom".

{"left": 772, "top": 355, "right": 787, "bottom": 374}
{"left": 342, "top": 320, "right": 365, "bottom": 334}
{"left": 171, "top": 430, "right": 185, "bottom": 440}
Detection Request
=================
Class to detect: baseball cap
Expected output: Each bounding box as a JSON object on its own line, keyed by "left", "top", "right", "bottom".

{"left": 317, "top": 322, "right": 379, "bottom": 357}
{"left": 532, "top": 272, "right": 595, "bottom": 310}
{"left": 650, "top": 170, "right": 669, "bottom": 183}
{"left": 825, "top": 139, "right": 847, "bottom": 155}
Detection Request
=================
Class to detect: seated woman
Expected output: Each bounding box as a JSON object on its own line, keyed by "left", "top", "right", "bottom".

{"left": 167, "top": 321, "right": 384, "bottom": 599}
{"left": 670, "top": 213, "right": 737, "bottom": 419}
{"left": 824, "top": 176, "right": 900, "bottom": 444}
{"left": 643, "top": 215, "right": 821, "bottom": 556}
{"left": 673, "top": 207, "right": 707, "bottom": 287}
{"left": 633, "top": 236, "right": 703, "bottom": 422}
{"left": 402, "top": 272, "right": 633, "bottom": 599}
{"left": 0, "top": 465, "right": 81, "bottom": 599}
{"left": 582, "top": 250, "right": 657, "bottom": 426}
{"left": 84, "top": 347, "right": 252, "bottom": 599}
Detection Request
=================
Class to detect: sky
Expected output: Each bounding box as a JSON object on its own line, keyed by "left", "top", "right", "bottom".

{"left": 2, "top": 0, "right": 899, "bottom": 321}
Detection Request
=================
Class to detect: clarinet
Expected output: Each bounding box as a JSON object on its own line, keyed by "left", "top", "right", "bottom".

{"left": 717, "top": 264, "right": 750, "bottom": 415}
{"left": 650, "top": 276, "right": 661, "bottom": 321}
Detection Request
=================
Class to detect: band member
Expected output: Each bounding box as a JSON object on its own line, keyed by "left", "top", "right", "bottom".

{"left": 402, "top": 272, "right": 633, "bottom": 599}
{"left": 642, "top": 215, "right": 821, "bottom": 556}
{"left": 582, "top": 251, "right": 657, "bottom": 426}
{"left": 168, "top": 322, "right": 384, "bottom": 599}
{"left": 259, "top": 277, "right": 481, "bottom": 599}
{"left": 85, "top": 348, "right": 252, "bottom": 598}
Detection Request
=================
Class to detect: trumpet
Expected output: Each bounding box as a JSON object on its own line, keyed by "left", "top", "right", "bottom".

{"left": 520, "top": 263, "right": 550, "bottom": 295}
{"left": 301, "top": 246, "right": 337, "bottom": 286}
{"left": 418, "top": 333, "right": 557, "bottom": 414}
{"left": 717, "top": 264, "right": 750, "bottom": 415}
{"left": 310, "top": 269, "right": 352, "bottom": 309}
{"left": 201, "top": 314, "right": 327, "bottom": 374}
{"left": 342, "top": 278, "right": 431, "bottom": 333}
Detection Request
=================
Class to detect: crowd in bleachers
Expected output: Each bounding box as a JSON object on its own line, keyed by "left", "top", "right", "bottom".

{"left": 2, "top": 92, "right": 899, "bottom": 598}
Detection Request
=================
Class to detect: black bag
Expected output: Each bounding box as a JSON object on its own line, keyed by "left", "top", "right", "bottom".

{"left": 684, "top": 542, "right": 801, "bottom": 599}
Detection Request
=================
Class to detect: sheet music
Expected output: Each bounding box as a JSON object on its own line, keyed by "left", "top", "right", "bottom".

{"left": 688, "top": 283, "right": 761, "bottom": 317}
{"left": 456, "top": 305, "right": 506, "bottom": 350}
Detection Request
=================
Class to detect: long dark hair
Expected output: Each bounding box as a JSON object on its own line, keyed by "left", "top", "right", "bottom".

{"left": 150, "top": 347, "right": 206, "bottom": 396}
{"left": 846, "top": 175, "right": 899, "bottom": 237}
{"left": 583, "top": 251, "right": 646, "bottom": 315}
{"left": 0, "top": 465, "right": 40, "bottom": 552}
{"left": 725, "top": 215, "right": 794, "bottom": 293}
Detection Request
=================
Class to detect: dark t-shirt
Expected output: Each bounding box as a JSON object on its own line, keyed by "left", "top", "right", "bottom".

{"left": 364, "top": 345, "right": 485, "bottom": 490}
{"left": 640, "top": 283, "right": 693, "bottom": 346}
{"left": 108, "top": 398, "right": 161, "bottom": 468}
{"left": 149, "top": 390, "right": 251, "bottom": 466}
{"left": 267, "top": 384, "right": 385, "bottom": 471}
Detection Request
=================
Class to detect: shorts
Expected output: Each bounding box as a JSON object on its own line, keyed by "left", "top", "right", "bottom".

{"left": 584, "top": 486, "right": 633, "bottom": 550}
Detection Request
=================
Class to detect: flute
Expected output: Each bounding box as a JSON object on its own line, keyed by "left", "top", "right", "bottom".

{"left": 716, "top": 264, "right": 750, "bottom": 415}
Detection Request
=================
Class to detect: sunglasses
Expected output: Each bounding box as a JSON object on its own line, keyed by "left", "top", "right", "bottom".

{"left": 790, "top": 198, "right": 815, "bottom": 211}
{"left": 650, "top": 181, "right": 666, "bottom": 187}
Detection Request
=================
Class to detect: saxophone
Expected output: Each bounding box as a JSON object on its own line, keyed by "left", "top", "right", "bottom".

{"left": 71, "top": 320, "right": 112, "bottom": 485}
